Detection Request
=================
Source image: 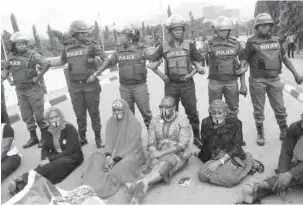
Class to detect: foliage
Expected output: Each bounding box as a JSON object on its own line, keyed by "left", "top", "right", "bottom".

{"left": 104, "top": 26, "right": 110, "bottom": 40}
{"left": 1, "top": 30, "right": 11, "bottom": 61}
{"left": 188, "top": 11, "right": 195, "bottom": 39}
{"left": 92, "top": 21, "right": 100, "bottom": 43}
{"left": 10, "top": 13, "right": 20, "bottom": 32}
{"left": 32, "top": 25, "right": 42, "bottom": 52}
{"left": 141, "top": 22, "right": 145, "bottom": 39}
{"left": 167, "top": 5, "right": 172, "bottom": 17}
{"left": 47, "top": 24, "right": 60, "bottom": 56}
{"left": 254, "top": 1, "right": 303, "bottom": 49}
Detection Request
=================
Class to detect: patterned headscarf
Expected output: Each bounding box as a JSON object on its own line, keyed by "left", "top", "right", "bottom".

{"left": 208, "top": 99, "right": 228, "bottom": 114}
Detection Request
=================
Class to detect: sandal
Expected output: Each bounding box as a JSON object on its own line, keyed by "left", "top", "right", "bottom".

{"left": 249, "top": 160, "right": 264, "bottom": 175}
{"left": 254, "top": 160, "right": 265, "bottom": 173}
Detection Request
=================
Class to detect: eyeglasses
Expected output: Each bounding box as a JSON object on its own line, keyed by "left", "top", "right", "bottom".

{"left": 159, "top": 105, "right": 174, "bottom": 110}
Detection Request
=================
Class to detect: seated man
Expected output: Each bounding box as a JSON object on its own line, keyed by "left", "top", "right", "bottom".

{"left": 127, "top": 96, "right": 192, "bottom": 204}
{"left": 197, "top": 100, "right": 264, "bottom": 188}
{"left": 1, "top": 112, "right": 21, "bottom": 182}
{"left": 240, "top": 113, "right": 303, "bottom": 204}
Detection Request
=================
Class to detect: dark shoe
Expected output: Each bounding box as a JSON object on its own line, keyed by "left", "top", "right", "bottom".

{"left": 192, "top": 128, "right": 202, "bottom": 147}
{"left": 23, "top": 130, "right": 39, "bottom": 149}
{"left": 256, "top": 124, "right": 265, "bottom": 146}
{"left": 79, "top": 138, "right": 88, "bottom": 146}
{"left": 193, "top": 138, "right": 203, "bottom": 149}
{"left": 94, "top": 131, "right": 104, "bottom": 149}
{"left": 79, "top": 131, "right": 88, "bottom": 147}
{"left": 279, "top": 127, "right": 287, "bottom": 140}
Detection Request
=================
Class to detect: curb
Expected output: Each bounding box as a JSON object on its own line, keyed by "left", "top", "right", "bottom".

{"left": 8, "top": 73, "right": 119, "bottom": 125}
{"left": 281, "top": 81, "right": 303, "bottom": 103}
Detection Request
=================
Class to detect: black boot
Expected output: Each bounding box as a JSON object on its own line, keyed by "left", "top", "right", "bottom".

{"left": 38, "top": 127, "right": 48, "bottom": 148}
{"left": 279, "top": 124, "right": 288, "bottom": 140}
{"left": 94, "top": 130, "right": 104, "bottom": 149}
{"left": 23, "top": 130, "right": 39, "bottom": 149}
{"left": 79, "top": 131, "right": 88, "bottom": 147}
{"left": 192, "top": 128, "right": 203, "bottom": 149}
{"left": 256, "top": 123, "right": 265, "bottom": 146}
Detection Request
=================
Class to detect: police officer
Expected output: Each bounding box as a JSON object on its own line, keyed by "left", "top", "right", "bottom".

{"left": 131, "top": 14, "right": 205, "bottom": 147}
{"left": 51, "top": 20, "right": 106, "bottom": 148}
{"left": 3, "top": 32, "right": 49, "bottom": 149}
{"left": 241, "top": 13, "right": 303, "bottom": 146}
{"left": 206, "top": 16, "right": 247, "bottom": 119}
{"left": 88, "top": 25, "right": 154, "bottom": 130}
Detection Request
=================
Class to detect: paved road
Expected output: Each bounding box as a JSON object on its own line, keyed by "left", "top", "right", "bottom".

{"left": 2, "top": 68, "right": 303, "bottom": 204}
{"left": 280, "top": 55, "right": 303, "bottom": 93}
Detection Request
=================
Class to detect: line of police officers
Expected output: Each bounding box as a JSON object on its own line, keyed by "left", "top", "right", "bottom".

{"left": 2, "top": 12, "right": 302, "bottom": 151}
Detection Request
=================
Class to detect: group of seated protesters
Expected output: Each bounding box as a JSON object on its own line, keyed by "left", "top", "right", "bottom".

{"left": 2, "top": 96, "right": 303, "bottom": 204}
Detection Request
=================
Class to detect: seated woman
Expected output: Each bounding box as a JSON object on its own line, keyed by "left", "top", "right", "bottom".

{"left": 197, "top": 100, "right": 264, "bottom": 188}
{"left": 8, "top": 107, "right": 83, "bottom": 194}
{"left": 81, "top": 99, "right": 145, "bottom": 198}
{"left": 240, "top": 113, "right": 303, "bottom": 204}
{"left": 127, "top": 95, "right": 192, "bottom": 204}
{"left": 1, "top": 112, "right": 21, "bottom": 182}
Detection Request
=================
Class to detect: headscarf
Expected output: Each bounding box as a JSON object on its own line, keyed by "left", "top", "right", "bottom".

{"left": 208, "top": 99, "right": 228, "bottom": 114}
{"left": 105, "top": 99, "right": 143, "bottom": 158}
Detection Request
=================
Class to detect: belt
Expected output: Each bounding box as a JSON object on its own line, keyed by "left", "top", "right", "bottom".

{"left": 71, "top": 79, "right": 87, "bottom": 84}
{"left": 15, "top": 82, "right": 36, "bottom": 89}
{"left": 169, "top": 78, "right": 193, "bottom": 84}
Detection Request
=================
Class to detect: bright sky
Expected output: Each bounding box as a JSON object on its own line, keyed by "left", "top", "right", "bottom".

{"left": 1, "top": 0, "right": 256, "bottom": 38}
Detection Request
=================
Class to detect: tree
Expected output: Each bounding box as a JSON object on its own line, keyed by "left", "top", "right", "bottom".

{"left": 10, "top": 13, "right": 20, "bottom": 32}
{"left": 146, "top": 25, "right": 152, "bottom": 36}
{"left": 52, "top": 30, "right": 71, "bottom": 44}
{"left": 277, "top": 1, "right": 303, "bottom": 49}
{"left": 92, "top": 21, "right": 100, "bottom": 42}
{"left": 1, "top": 30, "right": 11, "bottom": 61}
{"left": 104, "top": 26, "right": 110, "bottom": 40}
{"left": 141, "top": 21, "right": 145, "bottom": 39}
{"left": 32, "top": 25, "right": 42, "bottom": 52}
{"left": 113, "top": 22, "right": 117, "bottom": 42}
{"left": 254, "top": 0, "right": 269, "bottom": 17}
{"left": 167, "top": 5, "right": 172, "bottom": 17}
{"left": 47, "top": 24, "right": 59, "bottom": 56}
{"left": 189, "top": 11, "right": 195, "bottom": 39}
{"left": 254, "top": 1, "right": 303, "bottom": 49}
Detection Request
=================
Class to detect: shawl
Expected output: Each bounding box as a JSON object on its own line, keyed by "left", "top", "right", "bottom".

{"left": 105, "top": 99, "right": 143, "bottom": 158}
